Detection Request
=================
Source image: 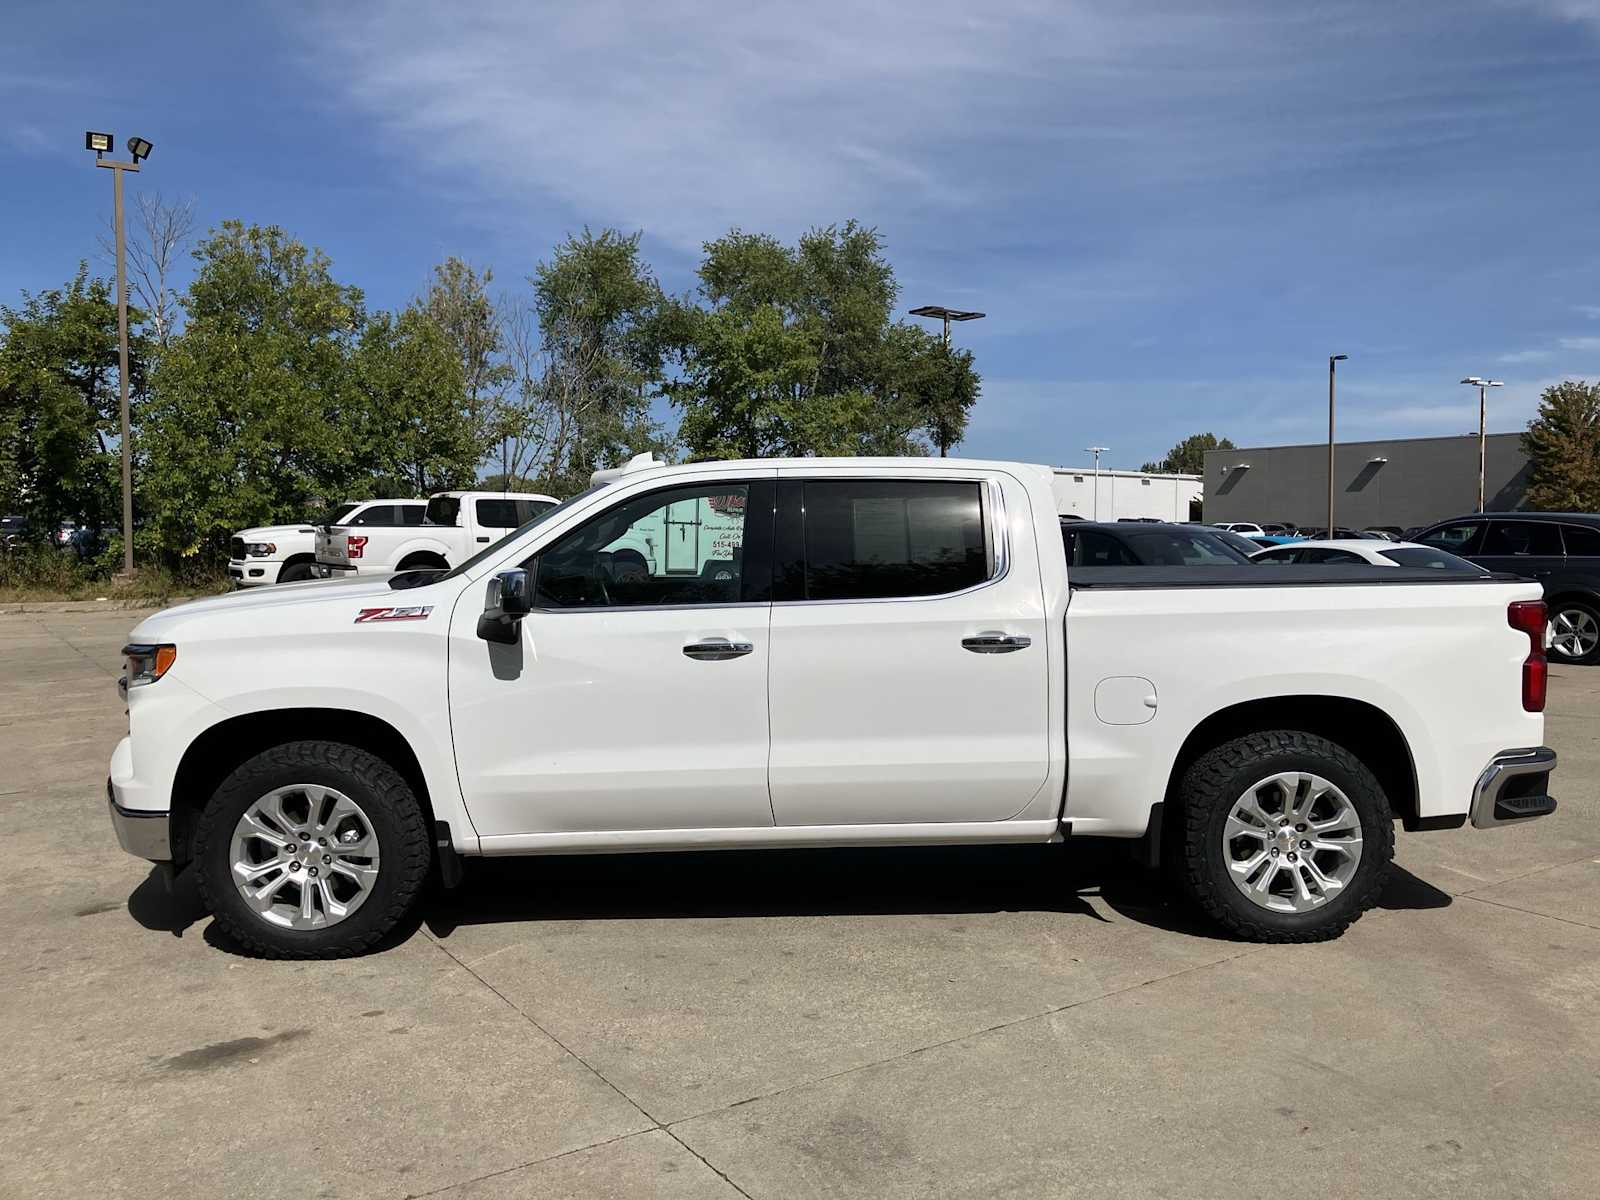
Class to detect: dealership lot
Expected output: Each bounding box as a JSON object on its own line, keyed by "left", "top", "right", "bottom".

{"left": 2, "top": 606, "right": 1598, "bottom": 1199}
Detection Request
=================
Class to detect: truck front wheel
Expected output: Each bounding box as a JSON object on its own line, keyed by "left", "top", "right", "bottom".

{"left": 193, "top": 740, "right": 432, "bottom": 958}
{"left": 1174, "top": 730, "right": 1393, "bottom": 942}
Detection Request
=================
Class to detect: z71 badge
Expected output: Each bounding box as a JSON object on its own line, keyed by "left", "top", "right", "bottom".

{"left": 354, "top": 605, "right": 434, "bottom": 624}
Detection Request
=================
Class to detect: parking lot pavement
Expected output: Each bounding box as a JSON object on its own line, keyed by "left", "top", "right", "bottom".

{"left": 2, "top": 608, "right": 1597, "bottom": 1199}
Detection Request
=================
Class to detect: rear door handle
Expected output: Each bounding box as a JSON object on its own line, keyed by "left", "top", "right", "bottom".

{"left": 962, "top": 632, "right": 1032, "bottom": 654}
{"left": 683, "top": 637, "right": 754, "bottom": 661}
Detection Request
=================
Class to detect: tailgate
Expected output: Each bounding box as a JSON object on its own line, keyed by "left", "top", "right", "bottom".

{"left": 315, "top": 527, "right": 351, "bottom": 567}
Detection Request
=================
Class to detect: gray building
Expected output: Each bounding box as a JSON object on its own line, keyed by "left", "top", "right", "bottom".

{"left": 1202, "top": 432, "right": 1531, "bottom": 530}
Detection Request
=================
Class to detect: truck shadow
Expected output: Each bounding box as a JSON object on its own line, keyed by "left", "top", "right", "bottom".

{"left": 124, "top": 847, "right": 1453, "bottom": 955}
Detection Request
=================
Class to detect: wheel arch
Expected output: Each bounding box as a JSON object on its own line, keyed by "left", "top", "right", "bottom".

{"left": 168, "top": 708, "right": 436, "bottom": 869}
{"left": 275, "top": 553, "right": 317, "bottom": 580}
{"left": 396, "top": 550, "right": 449, "bottom": 571}
{"left": 1162, "top": 695, "right": 1419, "bottom": 831}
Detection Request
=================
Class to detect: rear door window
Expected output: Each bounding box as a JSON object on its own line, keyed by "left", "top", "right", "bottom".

{"left": 798, "top": 480, "right": 988, "bottom": 599}
{"left": 1482, "top": 521, "right": 1563, "bottom": 557}
{"left": 348, "top": 505, "right": 394, "bottom": 527}
{"left": 1561, "top": 524, "right": 1600, "bottom": 556}
{"left": 398, "top": 504, "right": 427, "bottom": 526}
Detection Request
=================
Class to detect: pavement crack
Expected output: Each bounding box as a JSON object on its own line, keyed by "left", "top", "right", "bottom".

{"left": 1458, "top": 852, "right": 1598, "bottom": 897}
{"left": 1459, "top": 892, "right": 1600, "bottom": 931}
{"left": 661, "top": 1126, "right": 756, "bottom": 1198}
{"left": 420, "top": 931, "right": 664, "bottom": 1127}
{"left": 667, "top": 943, "right": 1268, "bottom": 1129}
{"left": 401, "top": 1128, "right": 650, "bottom": 1199}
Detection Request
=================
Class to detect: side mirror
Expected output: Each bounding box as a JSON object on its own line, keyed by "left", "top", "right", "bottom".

{"left": 476, "top": 568, "right": 531, "bottom": 644}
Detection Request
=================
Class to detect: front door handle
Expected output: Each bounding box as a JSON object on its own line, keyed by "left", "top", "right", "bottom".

{"left": 683, "top": 637, "right": 754, "bottom": 661}
{"left": 962, "top": 631, "right": 1032, "bottom": 654}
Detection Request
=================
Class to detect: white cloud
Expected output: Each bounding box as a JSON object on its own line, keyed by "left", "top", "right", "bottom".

{"left": 1558, "top": 336, "right": 1600, "bottom": 352}
{"left": 1577, "top": 305, "right": 1600, "bottom": 319}
{"left": 1498, "top": 348, "right": 1554, "bottom": 363}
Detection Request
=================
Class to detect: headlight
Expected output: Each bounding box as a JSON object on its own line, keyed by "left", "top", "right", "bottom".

{"left": 121, "top": 643, "right": 177, "bottom": 695}
{"left": 245, "top": 542, "right": 277, "bottom": 557}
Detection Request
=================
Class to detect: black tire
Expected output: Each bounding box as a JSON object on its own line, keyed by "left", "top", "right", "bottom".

{"left": 1173, "top": 730, "right": 1394, "bottom": 943}
{"left": 277, "top": 561, "right": 316, "bottom": 583}
{"left": 1546, "top": 598, "right": 1600, "bottom": 665}
{"left": 194, "top": 740, "right": 431, "bottom": 958}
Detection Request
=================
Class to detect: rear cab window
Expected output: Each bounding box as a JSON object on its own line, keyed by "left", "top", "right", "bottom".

{"left": 783, "top": 480, "right": 989, "bottom": 600}
{"left": 424, "top": 496, "right": 461, "bottom": 526}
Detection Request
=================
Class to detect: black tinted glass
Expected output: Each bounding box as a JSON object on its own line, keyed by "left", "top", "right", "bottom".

{"left": 425, "top": 496, "right": 460, "bottom": 526}
{"left": 1381, "top": 546, "right": 1483, "bottom": 571}
{"left": 1483, "top": 521, "right": 1562, "bottom": 556}
{"left": 1073, "top": 529, "right": 1140, "bottom": 566}
{"left": 399, "top": 504, "right": 426, "bottom": 526}
{"left": 802, "top": 481, "right": 986, "bottom": 600}
{"left": 1562, "top": 524, "right": 1600, "bottom": 556}
{"left": 476, "top": 499, "right": 527, "bottom": 528}
{"left": 349, "top": 505, "right": 392, "bottom": 527}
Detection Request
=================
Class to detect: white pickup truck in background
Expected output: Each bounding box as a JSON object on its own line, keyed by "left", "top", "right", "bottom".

{"left": 229, "top": 499, "right": 426, "bottom": 586}
{"left": 110, "top": 454, "right": 1556, "bottom": 958}
{"left": 314, "top": 490, "right": 558, "bottom": 578}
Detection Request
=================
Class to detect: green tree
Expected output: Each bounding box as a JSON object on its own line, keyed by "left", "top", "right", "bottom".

{"left": 513, "top": 229, "right": 669, "bottom": 493}
{"left": 424, "top": 257, "right": 511, "bottom": 444}
{"left": 0, "top": 265, "right": 145, "bottom": 531}
{"left": 666, "top": 222, "right": 977, "bottom": 459}
{"left": 1142, "top": 432, "right": 1235, "bottom": 475}
{"left": 350, "top": 305, "right": 485, "bottom": 495}
{"left": 140, "top": 222, "right": 366, "bottom": 562}
{"left": 1522, "top": 380, "right": 1600, "bottom": 511}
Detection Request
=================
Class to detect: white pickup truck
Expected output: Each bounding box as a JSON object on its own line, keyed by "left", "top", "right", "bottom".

{"left": 314, "top": 489, "right": 558, "bottom": 578}
{"left": 108, "top": 454, "right": 1556, "bottom": 958}
{"left": 228, "top": 500, "right": 426, "bottom": 586}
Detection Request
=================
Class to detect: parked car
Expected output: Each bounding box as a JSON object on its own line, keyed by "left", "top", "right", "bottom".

{"left": 109, "top": 453, "right": 1555, "bottom": 957}
{"left": 230, "top": 500, "right": 427, "bottom": 587}
{"left": 1213, "top": 522, "right": 1266, "bottom": 537}
{"left": 1296, "top": 526, "right": 1382, "bottom": 541}
{"left": 1364, "top": 527, "right": 1404, "bottom": 541}
{"left": 315, "top": 490, "right": 559, "bottom": 578}
{"left": 1260, "top": 523, "right": 1300, "bottom": 537}
{"left": 1413, "top": 512, "right": 1600, "bottom": 664}
{"left": 1062, "top": 520, "right": 1254, "bottom": 565}
{"left": 1, "top": 514, "right": 29, "bottom": 551}
{"left": 1250, "top": 539, "right": 1488, "bottom": 572}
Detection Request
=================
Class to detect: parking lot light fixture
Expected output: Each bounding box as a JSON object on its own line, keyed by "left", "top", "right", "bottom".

{"left": 1085, "top": 446, "right": 1109, "bottom": 519}
{"left": 85, "top": 129, "right": 148, "bottom": 576}
{"left": 1460, "top": 377, "right": 1503, "bottom": 512}
{"left": 1328, "top": 355, "right": 1348, "bottom": 535}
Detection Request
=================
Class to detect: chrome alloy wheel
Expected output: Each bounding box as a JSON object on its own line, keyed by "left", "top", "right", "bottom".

{"left": 1223, "top": 772, "right": 1363, "bottom": 914}
{"left": 1548, "top": 607, "right": 1599, "bottom": 661}
{"left": 229, "top": 785, "right": 380, "bottom": 930}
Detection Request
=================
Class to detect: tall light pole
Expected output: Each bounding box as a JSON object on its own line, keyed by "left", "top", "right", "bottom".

{"left": 1460, "top": 376, "right": 1503, "bottom": 512}
{"left": 85, "top": 131, "right": 152, "bottom": 577}
{"left": 909, "top": 305, "right": 986, "bottom": 457}
{"left": 1328, "top": 354, "right": 1348, "bottom": 535}
{"left": 1085, "top": 446, "right": 1109, "bottom": 520}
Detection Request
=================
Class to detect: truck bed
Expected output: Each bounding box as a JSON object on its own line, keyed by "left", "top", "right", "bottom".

{"left": 1067, "top": 565, "right": 1522, "bottom": 589}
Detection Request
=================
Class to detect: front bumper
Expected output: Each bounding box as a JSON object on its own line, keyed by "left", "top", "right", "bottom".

{"left": 1471, "top": 747, "right": 1557, "bottom": 829}
{"left": 228, "top": 557, "right": 281, "bottom": 586}
{"left": 107, "top": 778, "right": 171, "bottom": 861}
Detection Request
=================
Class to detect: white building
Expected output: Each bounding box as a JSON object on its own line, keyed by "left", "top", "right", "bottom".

{"left": 1051, "top": 467, "right": 1202, "bottom": 522}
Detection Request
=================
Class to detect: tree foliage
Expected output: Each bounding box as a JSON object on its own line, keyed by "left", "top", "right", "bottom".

{"left": 424, "top": 257, "right": 510, "bottom": 443}
{"left": 1142, "top": 432, "right": 1235, "bottom": 475}
{"left": 1522, "top": 380, "right": 1600, "bottom": 511}
{"left": 664, "top": 222, "right": 979, "bottom": 460}
{"left": 0, "top": 265, "right": 145, "bottom": 531}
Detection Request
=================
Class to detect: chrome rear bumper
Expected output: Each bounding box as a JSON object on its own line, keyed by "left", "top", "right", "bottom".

{"left": 1470, "top": 747, "right": 1557, "bottom": 829}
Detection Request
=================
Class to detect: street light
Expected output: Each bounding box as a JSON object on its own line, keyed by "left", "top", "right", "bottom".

{"left": 909, "top": 305, "right": 986, "bottom": 457}
{"left": 85, "top": 131, "right": 151, "bottom": 576}
{"left": 1461, "top": 376, "right": 1504, "bottom": 512}
{"left": 1085, "top": 446, "right": 1109, "bottom": 520}
{"left": 1328, "top": 354, "right": 1348, "bottom": 535}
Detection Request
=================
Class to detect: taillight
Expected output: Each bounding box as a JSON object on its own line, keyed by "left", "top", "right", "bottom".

{"left": 347, "top": 535, "right": 368, "bottom": 560}
{"left": 1508, "top": 599, "right": 1547, "bottom": 713}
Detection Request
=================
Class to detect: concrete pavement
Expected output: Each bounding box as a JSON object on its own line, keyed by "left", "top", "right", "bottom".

{"left": 1, "top": 607, "right": 1595, "bottom": 1198}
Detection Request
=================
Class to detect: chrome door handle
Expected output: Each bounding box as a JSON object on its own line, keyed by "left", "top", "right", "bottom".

{"left": 962, "top": 632, "right": 1031, "bottom": 654}
{"left": 683, "top": 638, "right": 754, "bottom": 661}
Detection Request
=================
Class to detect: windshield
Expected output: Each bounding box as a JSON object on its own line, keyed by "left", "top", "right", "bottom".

{"left": 1380, "top": 546, "right": 1486, "bottom": 572}
{"left": 314, "top": 502, "right": 359, "bottom": 526}
{"left": 1120, "top": 529, "right": 1254, "bottom": 565}
{"left": 424, "top": 484, "right": 608, "bottom": 585}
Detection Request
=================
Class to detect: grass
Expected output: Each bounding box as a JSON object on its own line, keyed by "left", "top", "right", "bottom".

{"left": 0, "top": 549, "right": 231, "bottom": 606}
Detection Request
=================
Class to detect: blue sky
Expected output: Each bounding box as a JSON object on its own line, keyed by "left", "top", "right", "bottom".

{"left": 5, "top": 0, "right": 1600, "bottom": 470}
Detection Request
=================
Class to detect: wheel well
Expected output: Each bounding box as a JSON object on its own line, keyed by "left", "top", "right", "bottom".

{"left": 168, "top": 708, "right": 435, "bottom": 869}
{"left": 1163, "top": 696, "right": 1418, "bottom": 828}
{"left": 397, "top": 551, "right": 448, "bottom": 571}
{"left": 275, "top": 553, "right": 316, "bottom": 576}
{"left": 1546, "top": 591, "right": 1600, "bottom": 613}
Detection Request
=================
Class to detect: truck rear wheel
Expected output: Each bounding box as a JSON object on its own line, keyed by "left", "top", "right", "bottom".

{"left": 1174, "top": 730, "right": 1393, "bottom": 942}
{"left": 193, "top": 740, "right": 431, "bottom": 958}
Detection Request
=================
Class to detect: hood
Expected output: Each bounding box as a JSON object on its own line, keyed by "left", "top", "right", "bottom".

{"left": 234, "top": 523, "right": 318, "bottom": 541}
{"left": 130, "top": 573, "right": 433, "bottom": 639}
